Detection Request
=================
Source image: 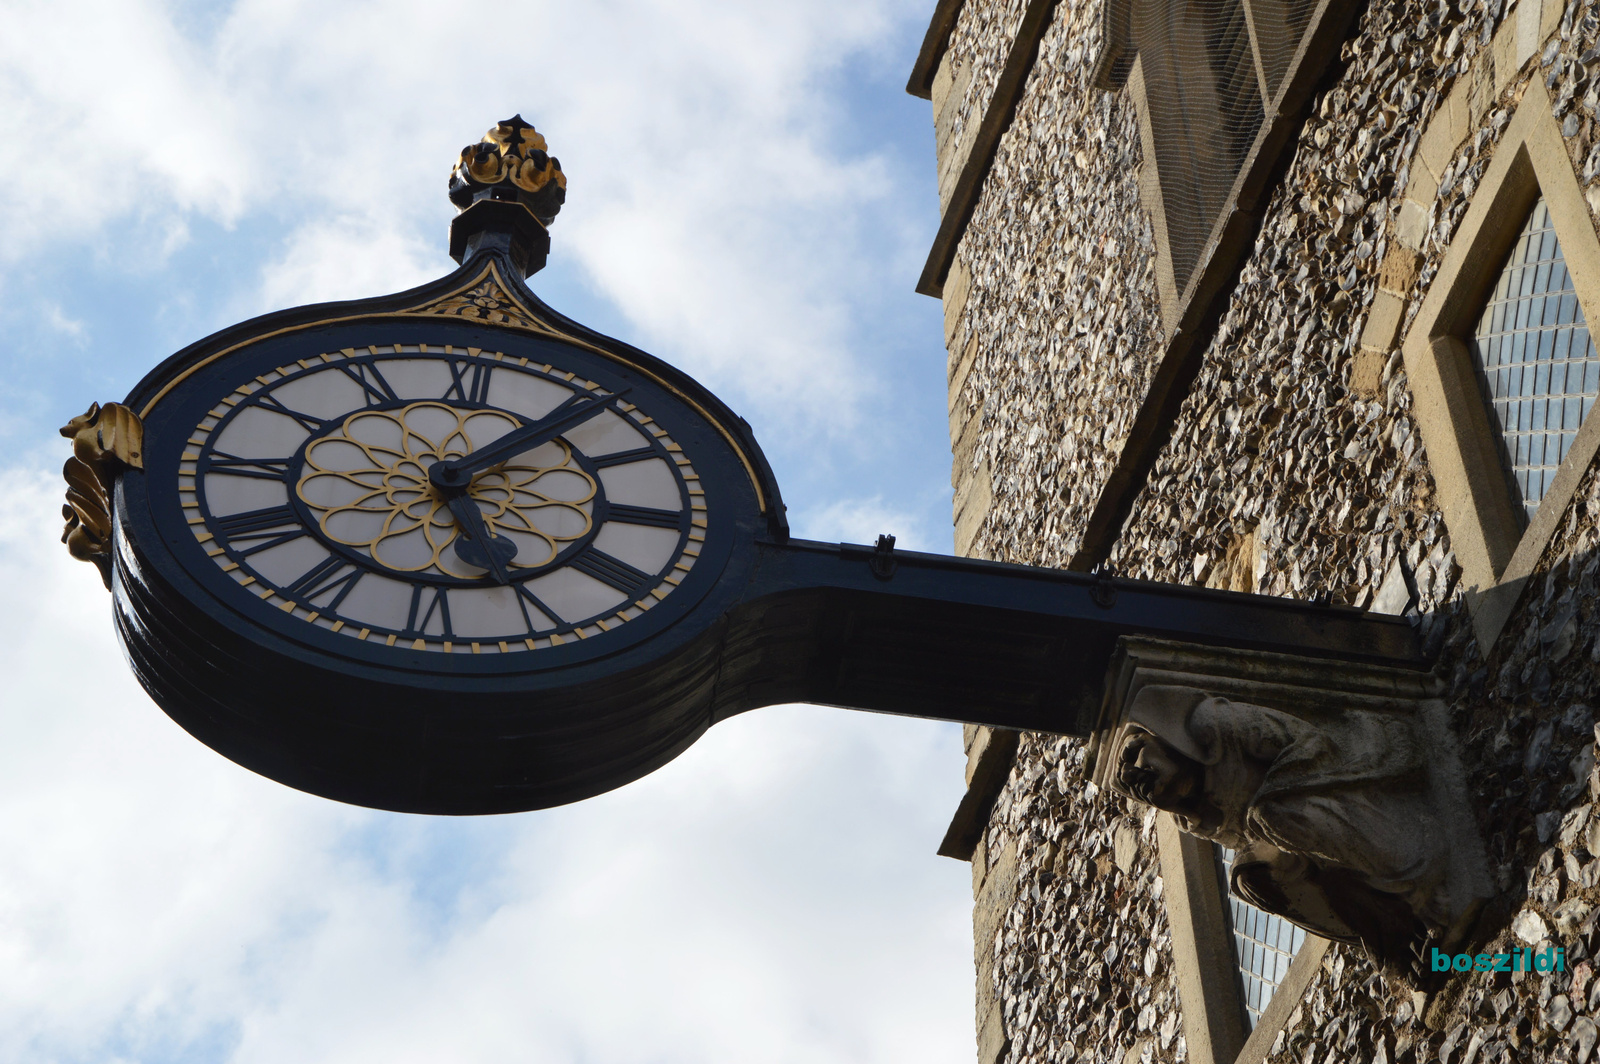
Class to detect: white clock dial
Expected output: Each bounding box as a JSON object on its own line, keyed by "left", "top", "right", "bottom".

{"left": 182, "top": 343, "right": 707, "bottom": 653}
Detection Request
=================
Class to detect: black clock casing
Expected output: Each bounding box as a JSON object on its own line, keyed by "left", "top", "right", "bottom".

{"left": 117, "top": 254, "right": 786, "bottom": 814}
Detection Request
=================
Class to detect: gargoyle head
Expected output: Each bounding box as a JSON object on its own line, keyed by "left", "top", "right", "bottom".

{"left": 1116, "top": 729, "right": 1203, "bottom": 811}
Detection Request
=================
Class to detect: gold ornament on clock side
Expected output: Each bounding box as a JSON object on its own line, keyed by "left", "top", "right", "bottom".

{"left": 59, "top": 402, "right": 145, "bottom": 588}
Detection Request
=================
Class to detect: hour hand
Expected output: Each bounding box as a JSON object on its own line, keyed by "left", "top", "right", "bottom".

{"left": 447, "top": 495, "right": 516, "bottom": 585}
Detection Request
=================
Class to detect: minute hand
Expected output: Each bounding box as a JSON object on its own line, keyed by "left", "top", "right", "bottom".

{"left": 429, "top": 388, "right": 631, "bottom": 492}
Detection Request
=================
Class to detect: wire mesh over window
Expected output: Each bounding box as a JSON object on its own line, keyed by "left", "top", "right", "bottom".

{"left": 1217, "top": 847, "right": 1308, "bottom": 1030}
{"left": 1094, "top": 0, "right": 1322, "bottom": 295}
{"left": 1470, "top": 196, "right": 1600, "bottom": 523}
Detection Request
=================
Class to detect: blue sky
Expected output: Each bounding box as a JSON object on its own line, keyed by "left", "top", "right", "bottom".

{"left": 0, "top": 2, "right": 972, "bottom": 1061}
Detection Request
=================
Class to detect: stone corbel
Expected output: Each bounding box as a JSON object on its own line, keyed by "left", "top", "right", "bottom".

{"left": 1085, "top": 637, "right": 1492, "bottom": 977}
{"left": 59, "top": 402, "right": 144, "bottom": 589}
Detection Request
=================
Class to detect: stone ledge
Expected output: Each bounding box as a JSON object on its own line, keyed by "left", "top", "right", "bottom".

{"left": 905, "top": 0, "right": 968, "bottom": 100}
{"left": 915, "top": 0, "right": 1063, "bottom": 297}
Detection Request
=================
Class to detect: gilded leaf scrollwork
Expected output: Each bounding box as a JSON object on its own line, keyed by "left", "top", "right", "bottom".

{"left": 448, "top": 114, "right": 567, "bottom": 225}
{"left": 60, "top": 402, "right": 144, "bottom": 589}
{"left": 418, "top": 278, "right": 543, "bottom": 331}
{"left": 296, "top": 402, "right": 597, "bottom": 579}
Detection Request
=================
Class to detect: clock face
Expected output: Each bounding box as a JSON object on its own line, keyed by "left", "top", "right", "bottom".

{"left": 178, "top": 342, "right": 707, "bottom": 655}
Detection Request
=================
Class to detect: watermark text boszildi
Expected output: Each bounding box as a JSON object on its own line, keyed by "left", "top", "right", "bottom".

{"left": 1432, "top": 947, "right": 1565, "bottom": 973}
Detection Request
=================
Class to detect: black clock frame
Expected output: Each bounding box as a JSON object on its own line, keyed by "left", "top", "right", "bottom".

{"left": 113, "top": 235, "right": 1425, "bottom": 817}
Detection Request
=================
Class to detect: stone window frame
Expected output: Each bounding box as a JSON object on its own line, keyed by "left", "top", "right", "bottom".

{"left": 1399, "top": 79, "right": 1600, "bottom": 649}
{"left": 1155, "top": 815, "right": 1331, "bottom": 1064}
{"left": 1102, "top": 0, "right": 1366, "bottom": 336}
{"left": 1068, "top": 0, "right": 1366, "bottom": 567}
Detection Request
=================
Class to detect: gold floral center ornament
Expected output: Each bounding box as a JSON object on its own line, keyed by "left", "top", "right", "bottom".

{"left": 296, "top": 402, "right": 598, "bottom": 580}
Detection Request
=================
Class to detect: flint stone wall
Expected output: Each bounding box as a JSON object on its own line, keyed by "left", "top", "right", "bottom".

{"left": 938, "top": 0, "right": 1600, "bottom": 1061}
{"left": 946, "top": 0, "right": 1164, "bottom": 562}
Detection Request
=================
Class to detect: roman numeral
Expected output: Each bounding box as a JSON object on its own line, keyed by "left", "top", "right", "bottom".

{"left": 213, "top": 505, "right": 301, "bottom": 541}
{"left": 591, "top": 447, "right": 657, "bottom": 468}
{"left": 283, "top": 556, "right": 362, "bottom": 611}
{"left": 337, "top": 361, "right": 398, "bottom": 406}
{"left": 236, "top": 529, "right": 308, "bottom": 557}
{"left": 606, "top": 504, "right": 682, "bottom": 529}
{"left": 443, "top": 358, "right": 493, "bottom": 404}
{"left": 515, "top": 584, "right": 559, "bottom": 630}
{"left": 569, "top": 549, "right": 652, "bottom": 595}
{"left": 405, "top": 585, "right": 453, "bottom": 638}
{"left": 204, "top": 452, "right": 293, "bottom": 480}
{"left": 254, "top": 394, "right": 326, "bottom": 432}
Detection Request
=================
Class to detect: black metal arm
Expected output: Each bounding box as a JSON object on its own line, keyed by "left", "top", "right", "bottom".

{"left": 709, "top": 537, "right": 1422, "bottom": 735}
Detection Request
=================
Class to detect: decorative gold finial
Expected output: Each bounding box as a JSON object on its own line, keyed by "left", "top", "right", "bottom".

{"left": 60, "top": 402, "right": 144, "bottom": 589}
{"left": 448, "top": 115, "right": 566, "bottom": 225}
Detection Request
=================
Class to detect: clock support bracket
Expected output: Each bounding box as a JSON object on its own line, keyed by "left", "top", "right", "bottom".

{"left": 713, "top": 536, "right": 1425, "bottom": 738}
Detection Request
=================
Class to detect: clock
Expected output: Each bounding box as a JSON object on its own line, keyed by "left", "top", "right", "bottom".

{"left": 87, "top": 119, "right": 787, "bottom": 813}
{"left": 111, "top": 247, "right": 784, "bottom": 813}
{"left": 77, "top": 117, "right": 1424, "bottom": 817}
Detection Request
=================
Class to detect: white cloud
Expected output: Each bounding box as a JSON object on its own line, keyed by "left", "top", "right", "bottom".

{"left": 0, "top": 0, "right": 251, "bottom": 258}
{"left": 0, "top": 458, "right": 968, "bottom": 1062}
{"left": 0, "top": 0, "right": 930, "bottom": 435}
{"left": 40, "top": 304, "right": 86, "bottom": 342}
{"left": 0, "top": 1, "right": 964, "bottom": 1058}
{"left": 254, "top": 215, "right": 438, "bottom": 313}
{"left": 794, "top": 494, "right": 945, "bottom": 553}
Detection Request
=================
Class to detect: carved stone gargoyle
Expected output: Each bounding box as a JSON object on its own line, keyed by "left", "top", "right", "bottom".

{"left": 1086, "top": 638, "right": 1493, "bottom": 976}
{"left": 60, "top": 402, "right": 144, "bottom": 588}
